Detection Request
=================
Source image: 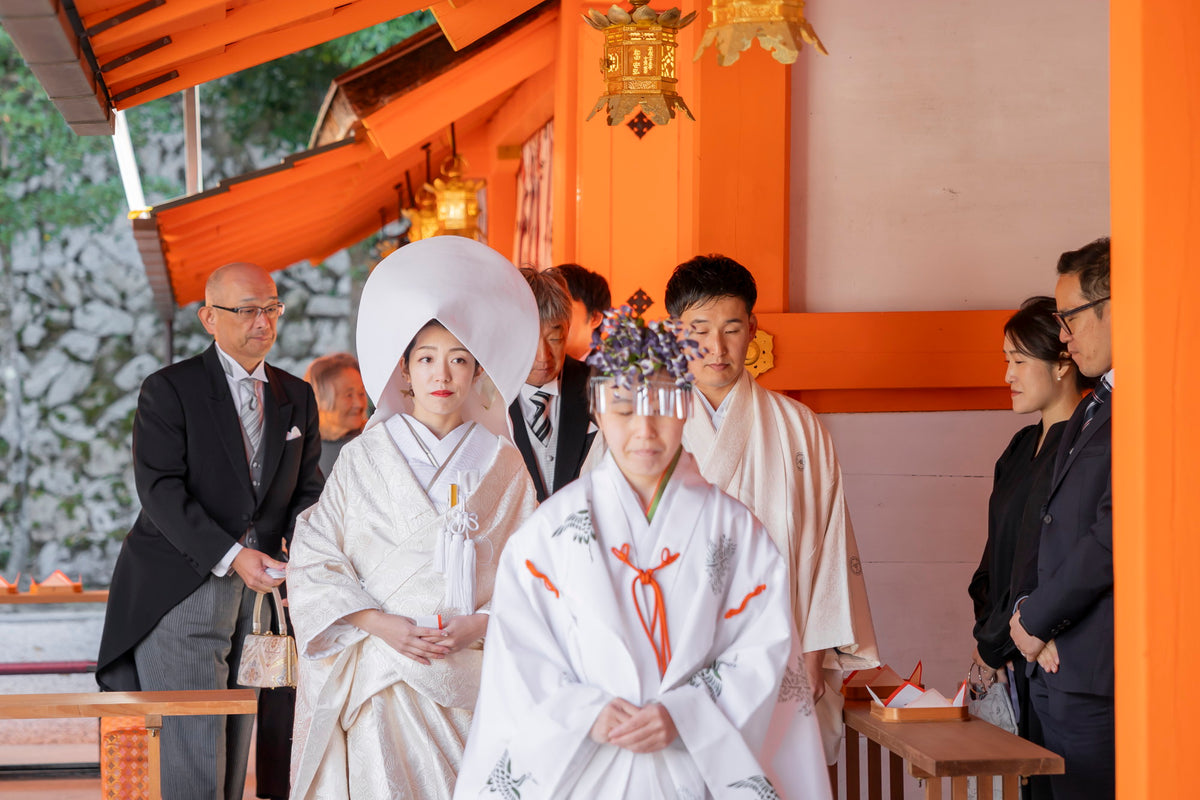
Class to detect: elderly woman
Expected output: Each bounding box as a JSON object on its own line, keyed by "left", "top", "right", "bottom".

{"left": 304, "top": 352, "right": 369, "bottom": 476}
{"left": 968, "top": 296, "right": 1093, "bottom": 795}
{"left": 287, "top": 238, "right": 539, "bottom": 800}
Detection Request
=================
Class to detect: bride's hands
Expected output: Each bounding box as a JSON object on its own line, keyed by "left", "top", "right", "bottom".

{"left": 417, "top": 613, "right": 489, "bottom": 654}
{"left": 345, "top": 609, "right": 449, "bottom": 665}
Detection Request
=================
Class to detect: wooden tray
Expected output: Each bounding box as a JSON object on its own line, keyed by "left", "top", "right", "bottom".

{"left": 843, "top": 684, "right": 902, "bottom": 701}
{"left": 870, "top": 704, "right": 969, "bottom": 723}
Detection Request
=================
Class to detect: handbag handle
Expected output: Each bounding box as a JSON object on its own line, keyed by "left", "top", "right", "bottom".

{"left": 251, "top": 586, "right": 288, "bottom": 636}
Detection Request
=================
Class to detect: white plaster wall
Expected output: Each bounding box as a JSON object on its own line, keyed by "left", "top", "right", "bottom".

{"left": 822, "top": 410, "right": 1028, "bottom": 696}
{"left": 789, "top": 0, "right": 1111, "bottom": 710}
{"left": 791, "top": 0, "right": 1110, "bottom": 313}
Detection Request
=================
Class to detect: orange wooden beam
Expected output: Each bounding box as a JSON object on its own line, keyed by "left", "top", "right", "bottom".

{"left": 107, "top": 0, "right": 419, "bottom": 108}
{"left": 362, "top": 10, "right": 558, "bottom": 158}
{"left": 430, "top": 0, "right": 541, "bottom": 50}
{"left": 753, "top": 310, "right": 1012, "bottom": 411}
{"left": 1111, "top": 0, "right": 1200, "bottom": 797}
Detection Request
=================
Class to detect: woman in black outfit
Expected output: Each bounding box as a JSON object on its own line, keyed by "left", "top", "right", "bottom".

{"left": 968, "top": 297, "right": 1094, "bottom": 798}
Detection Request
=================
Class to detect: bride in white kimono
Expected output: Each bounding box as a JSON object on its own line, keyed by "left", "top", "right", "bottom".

{"left": 455, "top": 309, "right": 831, "bottom": 800}
{"left": 287, "top": 238, "right": 540, "bottom": 800}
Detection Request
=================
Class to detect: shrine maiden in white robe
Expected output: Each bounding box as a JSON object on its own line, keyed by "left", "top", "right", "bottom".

{"left": 288, "top": 418, "right": 537, "bottom": 800}
{"left": 454, "top": 450, "right": 831, "bottom": 800}
{"left": 685, "top": 369, "right": 879, "bottom": 762}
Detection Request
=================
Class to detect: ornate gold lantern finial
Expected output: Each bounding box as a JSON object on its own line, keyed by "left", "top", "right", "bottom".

{"left": 584, "top": 1, "right": 698, "bottom": 126}
{"left": 695, "top": 0, "right": 827, "bottom": 67}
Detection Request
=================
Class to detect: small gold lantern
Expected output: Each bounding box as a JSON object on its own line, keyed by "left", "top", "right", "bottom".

{"left": 695, "top": 0, "right": 827, "bottom": 66}
{"left": 431, "top": 153, "right": 485, "bottom": 239}
{"left": 585, "top": 1, "right": 697, "bottom": 126}
{"left": 403, "top": 189, "right": 441, "bottom": 242}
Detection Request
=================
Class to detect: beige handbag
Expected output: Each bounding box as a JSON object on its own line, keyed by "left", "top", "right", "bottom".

{"left": 237, "top": 587, "right": 297, "bottom": 689}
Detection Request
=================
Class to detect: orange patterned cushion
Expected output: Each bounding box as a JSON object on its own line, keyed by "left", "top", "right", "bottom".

{"left": 100, "top": 716, "right": 149, "bottom": 800}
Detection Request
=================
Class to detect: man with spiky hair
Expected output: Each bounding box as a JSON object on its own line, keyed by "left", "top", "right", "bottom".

{"left": 665, "top": 253, "right": 879, "bottom": 766}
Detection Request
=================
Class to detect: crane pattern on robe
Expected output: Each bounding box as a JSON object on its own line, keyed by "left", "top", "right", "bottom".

{"left": 728, "top": 775, "right": 781, "bottom": 799}
{"left": 687, "top": 656, "right": 738, "bottom": 701}
{"left": 485, "top": 751, "right": 532, "bottom": 799}
{"left": 704, "top": 533, "right": 737, "bottom": 595}
{"left": 551, "top": 508, "right": 595, "bottom": 551}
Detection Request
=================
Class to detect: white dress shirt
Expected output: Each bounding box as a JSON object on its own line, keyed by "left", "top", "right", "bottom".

{"left": 211, "top": 344, "right": 268, "bottom": 577}
{"left": 517, "top": 379, "right": 561, "bottom": 491}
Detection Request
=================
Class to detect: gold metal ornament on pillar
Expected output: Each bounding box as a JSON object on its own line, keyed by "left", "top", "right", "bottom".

{"left": 584, "top": 0, "right": 697, "bottom": 126}
{"left": 744, "top": 328, "right": 775, "bottom": 377}
{"left": 695, "top": 0, "right": 827, "bottom": 66}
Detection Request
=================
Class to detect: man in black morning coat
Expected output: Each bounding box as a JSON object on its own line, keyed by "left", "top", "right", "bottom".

{"left": 1010, "top": 237, "right": 1115, "bottom": 800}
{"left": 97, "top": 262, "right": 324, "bottom": 800}
{"left": 507, "top": 267, "right": 596, "bottom": 501}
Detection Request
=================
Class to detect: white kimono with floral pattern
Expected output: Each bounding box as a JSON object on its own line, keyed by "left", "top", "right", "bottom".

{"left": 454, "top": 451, "right": 830, "bottom": 800}
{"left": 288, "top": 423, "right": 536, "bottom": 800}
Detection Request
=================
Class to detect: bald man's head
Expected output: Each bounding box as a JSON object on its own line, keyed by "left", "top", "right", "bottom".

{"left": 197, "top": 262, "right": 281, "bottom": 372}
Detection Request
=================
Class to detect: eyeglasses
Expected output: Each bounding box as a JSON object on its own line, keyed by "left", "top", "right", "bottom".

{"left": 209, "top": 302, "right": 285, "bottom": 321}
{"left": 1052, "top": 296, "right": 1109, "bottom": 335}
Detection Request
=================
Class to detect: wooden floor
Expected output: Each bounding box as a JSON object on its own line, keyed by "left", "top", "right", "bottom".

{"left": 0, "top": 740, "right": 264, "bottom": 799}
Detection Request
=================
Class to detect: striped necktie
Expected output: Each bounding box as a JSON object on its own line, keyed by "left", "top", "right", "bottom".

{"left": 1081, "top": 376, "right": 1111, "bottom": 432}
{"left": 529, "top": 390, "right": 552, "bottom": 444}
{"left": 239, "top": 376, "right": 264, "bottom": 456}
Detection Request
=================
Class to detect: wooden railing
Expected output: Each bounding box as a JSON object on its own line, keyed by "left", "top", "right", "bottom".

{"left": 0, "top": 689, "right": 257, "bottom": 800}
{"left": 836, "top": 702, "right": 1064, "bottom": 800}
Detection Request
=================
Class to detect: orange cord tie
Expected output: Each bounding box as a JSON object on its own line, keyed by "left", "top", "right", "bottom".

{"left": 525, "top": 560, "right": 559, "bottom": 598}
{"left": 724, "top": 584, "right": 767, "bottom": 619}
{"left": 610, "top": 544, "right": 680, "bottom": 677}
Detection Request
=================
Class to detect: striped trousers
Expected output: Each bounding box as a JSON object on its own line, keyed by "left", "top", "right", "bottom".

{"left": 133, "top": 572, "right": 263, "bottom": 800}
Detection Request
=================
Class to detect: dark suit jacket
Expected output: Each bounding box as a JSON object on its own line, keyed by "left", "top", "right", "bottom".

{"left": 1019, "top": 391, "right": 1113, "bottom": 696}
{"left": 97, "top": 344, "right": 324, "bottom": 691}
{"left": 508, "top": 356, "right": 595, "bottom": 502}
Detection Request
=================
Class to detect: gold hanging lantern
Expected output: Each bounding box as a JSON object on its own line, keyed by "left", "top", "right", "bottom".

{"left": 403, "top": 189, "right": 441, "bottom": 242}
{"left": 399, "top": 165, "right": 440, "bottom": 243}
{"left": 584, "top": 0, "right": 697, "bottom": 126}
{"left": 695, "top": 0, "right": 827, "bottom": 66}
{"left": 430, "top": 153, "right": 485, "bottom": 240}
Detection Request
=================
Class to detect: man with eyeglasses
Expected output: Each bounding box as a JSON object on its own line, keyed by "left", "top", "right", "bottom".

{"left": 98, "top": 262, "right": 324, "bottom": 800}
{"left": 1009, "top": 237, "right": 1114, "bottom": 800}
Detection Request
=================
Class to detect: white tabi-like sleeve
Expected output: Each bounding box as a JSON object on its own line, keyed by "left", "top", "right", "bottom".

{"left": 456, "top": 534, "right": 611, "bottom": 799}
{"left": 657, "top": 527, "right": 797, "bottom": 798}
{"left": 287, "top": 455, "right": 382, "bottom": 660}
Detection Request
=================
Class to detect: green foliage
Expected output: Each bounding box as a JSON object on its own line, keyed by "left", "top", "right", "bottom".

{"left": 210, "top": 12, "right": 435, "bottom": 152}
{"left": 0, "top": 33, "right": 124, "bottom": 248}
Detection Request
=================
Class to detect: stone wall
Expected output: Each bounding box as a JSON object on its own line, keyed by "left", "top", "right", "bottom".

{"left": 0, "top": 119, "right": 360, "bottom": 589}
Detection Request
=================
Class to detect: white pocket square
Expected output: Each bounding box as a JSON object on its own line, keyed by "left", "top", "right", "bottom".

{"left": 285, "top": 426, "right": 302, "bottom": 441}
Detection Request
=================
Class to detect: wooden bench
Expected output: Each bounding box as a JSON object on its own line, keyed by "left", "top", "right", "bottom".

{"left": 0, "top": 689, "right": 257, "bottom": 799}
{"left": 840, "top": 702, "right": 1064, "bottom": 799}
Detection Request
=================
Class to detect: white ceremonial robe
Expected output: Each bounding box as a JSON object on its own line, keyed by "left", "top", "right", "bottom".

{"left": 454, "top": 451, "right": 831, "bottom": 800}
{"left": 685, "top": 369, "right": 879, "bottom": 763}
{"left": 288, "top": 421, "right": 537, "bottom": 800}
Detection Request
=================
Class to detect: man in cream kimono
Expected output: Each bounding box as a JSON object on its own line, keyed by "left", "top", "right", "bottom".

{"left": 665, "top": 254, "right": 880, "bottom": 763}
{"left": 456, "top": 308, "right": 831, "bottom": 800}
{"left": 287, "top": 238, "right": 540, "bottom": 799}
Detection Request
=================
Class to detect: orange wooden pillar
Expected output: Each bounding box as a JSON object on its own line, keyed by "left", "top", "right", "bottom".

{"left": 553, "top": 0, "right": 792, "bottom": 314}
{"left": 1110, "top": 0, "right": 1200, "bottom": 797}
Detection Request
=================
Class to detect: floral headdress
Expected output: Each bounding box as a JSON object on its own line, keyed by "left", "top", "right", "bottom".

{"left": 585, "top": 306, "right": 701, "bottom": 417}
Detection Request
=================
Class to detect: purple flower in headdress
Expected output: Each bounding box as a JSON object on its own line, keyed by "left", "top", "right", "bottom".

{"left": 585, "top": 307, "right": 702, "bottom": 389}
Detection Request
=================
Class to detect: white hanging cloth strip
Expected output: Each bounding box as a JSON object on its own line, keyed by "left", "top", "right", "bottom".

{"left": 440, "top": 470, "right": 480, "bottom": 614}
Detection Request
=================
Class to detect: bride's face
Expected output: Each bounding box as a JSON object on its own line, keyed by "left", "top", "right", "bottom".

{"left": 401, "top": 325, "right": 481, "bottom": 419}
